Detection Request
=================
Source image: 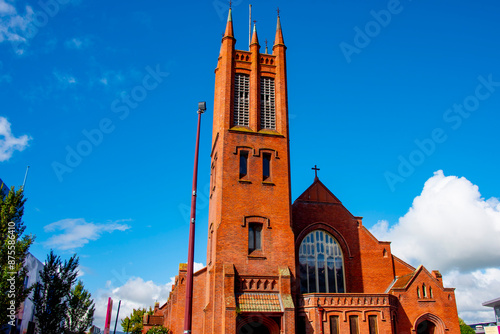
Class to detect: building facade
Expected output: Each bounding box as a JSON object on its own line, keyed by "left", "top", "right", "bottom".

{"left": 16, "top": 253, "right": 44, "bottom": 334}
{"left": 143, "top": 9, "right": 460, "bottom": 334}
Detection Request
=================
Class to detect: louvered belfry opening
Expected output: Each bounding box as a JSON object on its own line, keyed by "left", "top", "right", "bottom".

{"left": 260, "top": 77, "right": 276, "bottom": 130}
{"left": 234, "top": 73, "right": 250, "bottom": 126}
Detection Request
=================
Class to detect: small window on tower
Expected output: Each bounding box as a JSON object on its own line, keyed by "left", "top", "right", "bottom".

{"left": 239, "top": 150, "right": 249, "bottom": 179}
{"left": 248, "top": 223, "right": 262, "bottom": 253}
{"left": 262, "top": 153, "right": 271, "bottom": 181}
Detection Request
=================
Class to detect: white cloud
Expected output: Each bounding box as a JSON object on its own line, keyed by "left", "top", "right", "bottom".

{"left": 0, "top": 116, "right": 31, "bottom": 161}
{"left": 370, "top": 170, "right": 500, "bottom": 324}
{"left": 44, "top": 218, "right": 131, "bottom": 250}
{"left": 0, "top": 0, "right": 16, "bottom": 15}
{"left": 65, "top": 37, "right": 91, "bottom": 50}
{"left": 445, "top": 268, "right": 500, "bottom": 324}
{"left": 98, "top": 70, "right": 125, "bottom": 87}
{"left": 93, "top": 261, "right": 205, "bottom": 329}
{"left": 371, "top": 170, "right": 500, "bottom": 272}
{"left": 0, "top": 1, "right": 34, "bottom": 53}
{"left": 53, "top": 71, "right": 77, "bottom": 87}
{"left": 93, "top": 276, "right": 174, "bottom": 330}
{"left": 194, "top": 262, "right": 204, "bottom": 272}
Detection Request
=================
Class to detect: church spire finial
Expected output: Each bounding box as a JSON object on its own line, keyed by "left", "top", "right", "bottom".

{"left": 273, "top": 11, "right": 285, "bottom": 47}
{"left": 250, "top": 20, "right": 259, "bottom": 46}
{"left": 312, "top": 165, "right": 320, "bottom": 181}
{"left": 223, "top": 7, "right": 234, "bottom": 38}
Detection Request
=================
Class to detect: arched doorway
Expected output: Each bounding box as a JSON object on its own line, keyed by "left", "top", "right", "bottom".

{"left": 414, "top": 313, "right": 445, "bottom": 334}
{"left": 237, "top": 315, "right": 280, "bottom": 334}
{"left": 416, "top": 320, "right": 436, "bottom": 334}
{"left": 238, "top": 321, "right": 271, "bottom": 334}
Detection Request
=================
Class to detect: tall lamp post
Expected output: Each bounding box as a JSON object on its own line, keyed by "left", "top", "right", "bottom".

{"left": 183, "top": 101, "right": 206, "bottom": 334}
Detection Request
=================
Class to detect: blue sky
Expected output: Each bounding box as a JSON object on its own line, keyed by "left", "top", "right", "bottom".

{"left": 2, "top": 0, "right": 500, "bottom": 328}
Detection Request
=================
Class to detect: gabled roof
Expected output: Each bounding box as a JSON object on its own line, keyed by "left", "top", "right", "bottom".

{"left": 390, "top": 265, "right": 446, "bottom": 292}
{"left": 294, "top": 177, "right": 341, "bottom": 205}
{"left": 393, "top": 255, "right": 416, "bottom": 272}
{"left": 391, "top": 272, "right": 416, "bottom": 290}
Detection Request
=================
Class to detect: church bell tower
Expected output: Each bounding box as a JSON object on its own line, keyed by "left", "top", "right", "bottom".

{"left": 204, "top": 8, "right": 296, "bottom": 334}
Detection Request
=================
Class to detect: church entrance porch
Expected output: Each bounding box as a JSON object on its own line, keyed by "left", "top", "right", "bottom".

{"left": 236, "top": 315, "right": 280, "bottom": 334}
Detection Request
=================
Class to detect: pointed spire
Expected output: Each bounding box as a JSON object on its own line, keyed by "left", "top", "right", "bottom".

{"left": 224, "top": 8, "right": 234, "bottom": 38}
{"left": 274, "top": 13, "right": 285, "bottom": 46}
{"left": 250, "top": 21, "right": 259, "bottom": 46}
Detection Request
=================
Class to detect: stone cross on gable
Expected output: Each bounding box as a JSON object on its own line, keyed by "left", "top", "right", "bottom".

{"left": 312, "top": 165, "right": 320, "bottom": 179}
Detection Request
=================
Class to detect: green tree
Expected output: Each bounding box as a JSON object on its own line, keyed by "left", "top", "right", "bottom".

{"left": 65, "top": 280, "right": 95, "bottom": 334}
{"left": 32, "top": 250, "right": 79, "bottom": 334}
{"left": 146, "top": 325, "right": 170, "bottom": 334}
{"left": 459, "top": 318, "right": 475, "bottom": 334}
{"left": 0, "top": 186, "right": 35, "bottom": 325}
{"left": 121, "top": 308, "right": 153, "bottom": 334}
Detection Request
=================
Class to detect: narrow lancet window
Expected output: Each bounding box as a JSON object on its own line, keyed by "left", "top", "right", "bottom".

{"left": 349, "top": 316, "right": 359, "bottom": 334}
{"left": 330, "top": 316, "right": 339, "bottom": 334}
{"left": 260, "top": 77, "right": 275, "bottom": 130}
{"left": 248, "top": 223, "right": 262, "bottom": 253}
{"left": 263, "top": 153, "right": 271, "bottom": 181}
{"left": 369, "top": 315, "right": 378, "bottom": 334}
{"left": 239, "top": 151, "right": 248, "bottom": 179}
{"left": 234, "top": 73, "right": 250, "bottom": 127}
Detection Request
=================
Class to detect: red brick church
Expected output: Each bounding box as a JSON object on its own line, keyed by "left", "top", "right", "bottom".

{"left": 143, "top": 9, "right": 460, "bottom": 334}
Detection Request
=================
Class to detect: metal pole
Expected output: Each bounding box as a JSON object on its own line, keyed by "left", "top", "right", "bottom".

{"left": 249, "top": 4, "right": 252, "bottom": 49}
{"left": 113, "top": 300, "right": 121, "bottom": 334}
{"left": 183, "top": 102, "right": 206, "bottom": 334}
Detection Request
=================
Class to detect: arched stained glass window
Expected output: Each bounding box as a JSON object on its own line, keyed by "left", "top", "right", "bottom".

{"left": 299, "top": 230, "right": 345, "bottom": 293}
